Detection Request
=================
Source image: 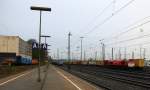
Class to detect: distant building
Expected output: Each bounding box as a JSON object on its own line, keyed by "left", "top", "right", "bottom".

{"left": 0, "top": 36, "right": 32, "bottom": 63}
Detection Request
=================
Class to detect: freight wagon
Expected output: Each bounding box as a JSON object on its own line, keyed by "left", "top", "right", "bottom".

{"left": 145, "top": 60, "right": 150, "bottom": 66}
{"left": 51, "top": 60, "right": 64, "bottom": 66}
{"left": 16, "top": 56, "right": 32, "bottom": 65}
{"left": 64, "top": 59, "right": 145, "bottom": 69}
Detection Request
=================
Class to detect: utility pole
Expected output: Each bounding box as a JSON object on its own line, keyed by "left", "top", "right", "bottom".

{"left": 119, "top": 48, "right": 121, "bottom": 59}
{"left": 103, "top": 44, "right": 105, "bottom": 60}
{"left": 68, "top": 32, "right": 71, "bottom": 70}
{"left": 95, "top": 51, "right": 97, "bottom": 60}
{"left": 140, "top": 47, "right": 142, "bottom": 59}
{"left": 99, "top": 47, "right": 102, "bottom": 60}
{"left": 80, "top": 37, "right": 84, "bottom": 61}
{"left": 124, "top": 48, "right": 126, "bottom": 60}
{"left": 143, "top": 48, "right": 146, "bottom": 59}
{"left": 101, "top": 43, "right": 105, "bottom": 61}
{"left": 112, "top": 48, "right": 114, "bottom": 60}
{"left": 84, "top": 50, "right": 86, "bottom": 61}
{"left": 115, "top": 53, "right": 117, "bottom": 59}
{"left": 57, "top": 48, "right": 59, "bottom": 60}
{"left": 99, "top": 39, "right": 104, "bottom": 60}
{"left": 132, "top": 51, "right": 134, "bottom": 59}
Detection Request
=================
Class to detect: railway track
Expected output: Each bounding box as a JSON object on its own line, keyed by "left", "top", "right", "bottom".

{"left": 59, "top": 65, "right": 150, "bottom": 90}
{"left": 80, "top": 66, "right": 150, "bottom": 81}
{"left": 60, "top": 66, "right": 111, "bottom": 90}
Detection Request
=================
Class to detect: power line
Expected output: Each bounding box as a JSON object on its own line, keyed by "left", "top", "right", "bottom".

{"left": 72, "top": 0, "right": 135, "bottom": 54}
{"left": 83, "top": 17, "right": 150, "bottom": 50}
{"left": 83, "top": 0, "right": 135, "bottom": 36}
{"left": 123, "top": 41, "right": 150, "bottom": 48}
{"left": 106, "top": 33, "right": 150, "bottom": 46}
{"left": 106, "top": 41, "right": 150, "bottom": 52}
{"left": 105, "top": 18, "right": 150, "bottom": 40}
{"left": 81, "top": 0, "right": 114, "bottom": 32}
{"left": 72, "top": 1, "right": 114, "bottom": 49}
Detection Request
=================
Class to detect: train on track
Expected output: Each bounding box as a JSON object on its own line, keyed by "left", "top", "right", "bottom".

{"left": 53, "top": 59, "right": 145, "bottom": 69}
{"left": 1, "top": 56, "right": 38, "bottom": 65}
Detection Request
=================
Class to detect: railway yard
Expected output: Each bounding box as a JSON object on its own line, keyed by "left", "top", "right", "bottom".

{"left": 2, "top": 0, "right": 150, "bottom": 90}
{"left": 57, "top": 64, "right": 150, "bottom": 90}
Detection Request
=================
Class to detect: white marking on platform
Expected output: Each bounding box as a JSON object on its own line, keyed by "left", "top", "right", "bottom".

{"left": 0, "top": 71, "right": 31, "bottom": 86}
{"left": 54, "top": 68, "right": 82, "bottom": 90}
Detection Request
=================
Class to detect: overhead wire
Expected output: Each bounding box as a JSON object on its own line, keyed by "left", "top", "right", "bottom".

{"left": 83, "top": 0, "right": 135, "bottom": 36}
{"left": 71, "top": 0, "right": 114, "bottom": 49}
{"left": 106, "top": 33, "right": 150, "bottom": 46}
{"left": 71, "top": 0, "right": 135, "bottom": 56}
{"left": 81, "top": 0, "right": 114, "bottom": 33}
{"left": 73, "top": 0, "right": 135, "bottom": 51}
{"left": 122, "top": 41, "right": 150, "bottom": 48}
{"left": 104, "top": 17, "right": 150, "bottom": 41}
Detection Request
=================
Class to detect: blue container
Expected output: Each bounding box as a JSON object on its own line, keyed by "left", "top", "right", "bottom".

{"left": 16, "top": 56, "right": 32, "bottom": 65}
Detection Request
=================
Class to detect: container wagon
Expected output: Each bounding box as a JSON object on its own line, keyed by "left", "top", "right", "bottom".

{"left": 16, "top": 56, "right": 32, "bottom": 65}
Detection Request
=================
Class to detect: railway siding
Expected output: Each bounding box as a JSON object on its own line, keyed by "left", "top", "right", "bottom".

{"left": 59, "top": 65, "right": 150, "bottom": 90}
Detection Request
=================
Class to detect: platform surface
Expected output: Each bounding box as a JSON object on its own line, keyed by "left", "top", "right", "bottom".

{"left": 0, "top": 64, "right": 102, "bottom": 90}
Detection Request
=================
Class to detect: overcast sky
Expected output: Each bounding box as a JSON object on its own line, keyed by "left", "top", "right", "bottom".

{"left": 1, "top": 0, "right": 150, "bottom": 59}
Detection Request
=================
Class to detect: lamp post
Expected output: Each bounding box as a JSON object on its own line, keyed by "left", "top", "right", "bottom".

{"left": 30, "top": 6, "right": 51, "bottom": 82}
{"left": 68, "top": 32, "right": 72, "bottom": 70}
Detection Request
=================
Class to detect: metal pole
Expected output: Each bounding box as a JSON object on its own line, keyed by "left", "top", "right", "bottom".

{"left": 68, "top": 32, "right": 71, "bottom": 70}
{"left": 95, "top": 51, "right": 97, "bottom": 60}
{"left": 119, "top": 48, "right": 121, "bottom": 59}
{"left": 99, "top": 39, "right": 105, "bottom": 61}
{"left": 112, "top": 48, "right": 114, "bottom": 60}
{"left": 72, "top": 52, "right": 74, "bottom": 60}
{"left": 84, "top": 50, "right": 86, "bottom": 61}
{"left": 124, "top": 48, "right": 126, "bottom": 60}
{"left": 44, "top": 37, "right": 47, "bottom": 60}
{"left": 132, "top": 51, "right": 134, "bottom": 59}
{"left": 103, "top": 43, "right": 105, "bottom": 60}
{"left": 100, "top": 44, "right": 102, "bottom": 60}
{"left": 30, "top": 6, "right": 51, "bottom": 82}
{"left": 38, "top": 10, "right": 42, "bottom": 82}
{"left": 140, "top": 47, "right": 142, "bottom": 59}
{"left": 80, "top": 37, "right": 84, "bottom": 61}
{"left": 101, "top": 43, "right": 103, "bottom": 60}
{"left": 143, "top": 48, "right": 146, "bottom": 59}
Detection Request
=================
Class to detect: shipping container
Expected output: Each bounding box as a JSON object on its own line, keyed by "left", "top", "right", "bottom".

{"left": 16, "top": 56, "right": 32, "bottom": 65}
{"left": 134, "top": 59, "right": 144, "bottom": 68}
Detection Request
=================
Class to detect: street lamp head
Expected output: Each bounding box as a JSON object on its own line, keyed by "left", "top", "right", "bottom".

{"left": 99, "top": 39, "right": 104, "bottom": 42}
{"left": 40, "top": 35, "right": 51, "bottom": 37}
{"left": 80, "top": 37, "right": 84, "bottom": 38}
{"left": 31, "top": 6, "right": 51, "bottom": 11}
